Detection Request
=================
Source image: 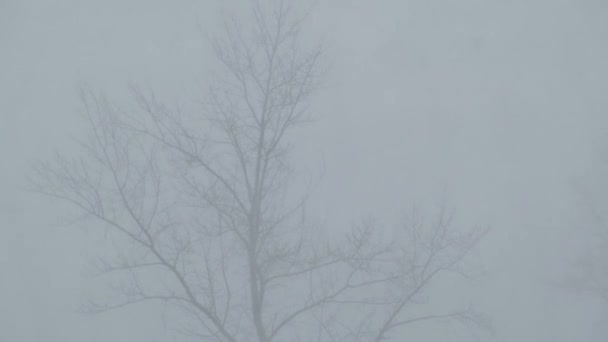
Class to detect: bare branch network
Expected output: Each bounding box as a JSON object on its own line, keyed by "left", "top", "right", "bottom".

{"left": 33, "top": 1, "right": 488, "bottom": 341}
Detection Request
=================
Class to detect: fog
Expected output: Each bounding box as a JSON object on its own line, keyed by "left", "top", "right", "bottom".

{"left": 2, "top": 0, "right": 608, "bottom": 341}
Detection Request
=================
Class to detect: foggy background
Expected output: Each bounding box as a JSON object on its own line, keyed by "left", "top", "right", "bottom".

{"left": 2, "top": 0, "right": 608, "bottom": 340}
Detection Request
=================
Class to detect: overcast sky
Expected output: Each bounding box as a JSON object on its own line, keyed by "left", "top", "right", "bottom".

{"left": 2, "top": 0, "right": 608, "bottom": 341}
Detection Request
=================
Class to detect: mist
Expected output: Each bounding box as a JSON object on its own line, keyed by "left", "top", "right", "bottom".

{"left": 2, "top": 0, "right": 608, "bottom": 341}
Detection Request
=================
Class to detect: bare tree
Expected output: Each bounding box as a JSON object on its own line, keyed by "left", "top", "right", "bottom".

{"left": 34, "top": 1, "right": 487, "bottom": 341}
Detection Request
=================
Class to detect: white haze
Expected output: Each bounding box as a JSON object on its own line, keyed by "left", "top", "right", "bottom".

{"left": 2, "top": 0, "right": 608, "bottom": 341}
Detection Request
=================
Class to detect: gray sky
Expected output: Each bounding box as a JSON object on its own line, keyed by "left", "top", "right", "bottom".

{"left": 2, "top": 0, "right": 608, "bottom": 341}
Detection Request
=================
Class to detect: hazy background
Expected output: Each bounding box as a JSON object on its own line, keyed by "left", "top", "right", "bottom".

{"left": 2, "top": 0, "right": 608, "bottom": 340}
